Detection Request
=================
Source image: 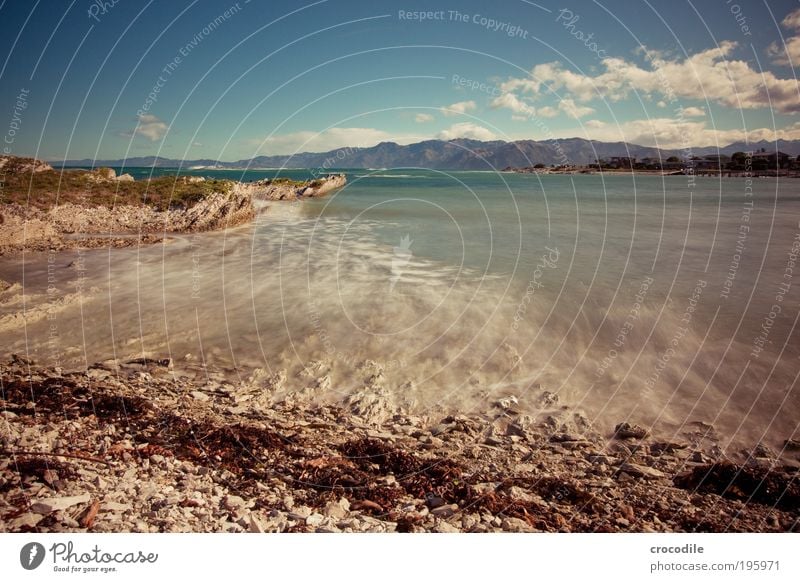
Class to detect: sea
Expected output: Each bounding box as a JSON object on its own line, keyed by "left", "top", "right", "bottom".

{"left": 3, "top": 167, "right": 799, "bottom": 452}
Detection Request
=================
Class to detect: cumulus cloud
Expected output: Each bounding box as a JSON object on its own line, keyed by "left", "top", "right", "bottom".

{"left": 572, "top": 117, "right": 800, "bottom": 148}
{"left": 490, "top": 92, "right": 535, "bottom": 117}
{"left": 680, "top": 106, "right": 706, "bottom": 117}
{"left": 441, "top": 100, "right": 477, "bottom": 116}
{"left": 249, "top": 127, "right": 424, "bottom": 155}
{"left": 767, "top": 36, "right": 800, "bottom": 66}
{"left": 436, "top": 122, "right": 496, "bottom": 141}
{"left": 494, "top": 41, "right": 800, "bottom": 114}
{"left": 122, "top": 114, "right": 168, "bottom": 141}
{"left": 768, "top": 10, "right": 800, "bottom": 66}
{"left": 782, "top": 7, "right": 800, "bottom": 30}
{"left": 414, "top": 113, "right": 435, "bottom": 123}
{"left": 558, "top": 98, "right": 595, "bottom": 119}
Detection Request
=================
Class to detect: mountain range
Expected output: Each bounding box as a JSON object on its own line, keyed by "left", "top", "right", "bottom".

{"left": 60, "top": 138, "right": 800, "bottom": 170}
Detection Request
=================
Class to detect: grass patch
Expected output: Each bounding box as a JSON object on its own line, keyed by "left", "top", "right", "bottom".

{"left": 1, "top": 168, "right": 233, "bottom": 211}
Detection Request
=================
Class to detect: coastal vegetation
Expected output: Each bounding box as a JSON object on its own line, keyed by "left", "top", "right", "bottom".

{"left": 1, "top": 157, "right": 234, "bottom": 211}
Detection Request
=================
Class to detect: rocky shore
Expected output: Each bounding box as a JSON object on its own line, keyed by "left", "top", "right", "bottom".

{"left": 1, "top": 357, "right": 797, "bottom": 533}
{"left": 0, "top": 155, "right": 346, "bottom": 254}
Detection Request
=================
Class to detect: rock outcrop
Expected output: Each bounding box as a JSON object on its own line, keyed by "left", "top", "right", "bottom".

{"left": 234, "top": 174, "right": 346, "bottom": 201}
{"left": 0, "top": 155, "right": 346, "bottom": 254}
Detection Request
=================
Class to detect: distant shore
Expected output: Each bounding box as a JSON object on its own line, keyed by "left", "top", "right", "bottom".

{"left": 502, "top": 166, "right": 800, "bottom": 178}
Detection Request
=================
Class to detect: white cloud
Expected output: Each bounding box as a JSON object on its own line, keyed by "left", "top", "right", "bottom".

{"left": 558, "top": 98, "right": 595, "bottom": 119}
{"left": 122, "top": 114, "right": 168, "bottom": 141}
{"left": 441, "top": 100, "right": 477, "bottom": 116}
{"left": 436, "top": 122, "right": 496, "bottom": 141}
{"left": 568, "top": 117, "right": 800, "bottom": 148}
{"left": 782, "top": 7, "right": 800, "bottom": 30}
{"left": 495, "top": 42, "right": 800, "bottom": 114}
{"left": 768, "top": 36, "right": 800, "bottom": 66}
{"left": 537, "top": 106, "right": 559, "bottom": 118}
{"left": 248, "top": 127, "right": 424, "bottom": 155}
{"left": 415, "top": 113, "right": 435, "bottom": 123}
{"left": 768, "top": 8, "right": 800, "bottom": 66}
{"left": 680, "top": 106, "right": 706, "bottom": 117}
{"left": 490, "top": 92, "right": 535, "bottom": 117}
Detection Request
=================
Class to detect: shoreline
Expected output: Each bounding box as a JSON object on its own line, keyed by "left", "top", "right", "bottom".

{"left": 0, "top": 155, "right": 346, "bottom": 256}
{"left": 1, "top": 357, "right": 798, "bottom": 533}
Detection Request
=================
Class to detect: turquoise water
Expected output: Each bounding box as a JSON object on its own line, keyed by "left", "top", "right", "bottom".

{"left": 5, "top": 169, "right": 800, "bottom": 450}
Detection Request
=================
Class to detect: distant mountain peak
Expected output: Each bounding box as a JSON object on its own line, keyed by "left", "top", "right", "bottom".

{"left": 60, "top": 137, "right": 800, "bottom": 170}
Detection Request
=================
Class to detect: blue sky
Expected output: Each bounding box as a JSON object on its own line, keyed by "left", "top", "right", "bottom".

{"left": 1, "top": 0, "right": 799, "bottom": 161}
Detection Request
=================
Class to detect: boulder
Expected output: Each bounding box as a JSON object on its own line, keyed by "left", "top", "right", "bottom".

{"left": 614, "top": 422, "right": 648, "bottom": 439}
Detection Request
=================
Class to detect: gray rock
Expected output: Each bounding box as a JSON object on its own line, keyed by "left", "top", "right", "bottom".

{"left": 31, "top": 493, "right": 91, "bottom": 514}
{"left": 425, "top": 495, "right": 447, "bottom": 509}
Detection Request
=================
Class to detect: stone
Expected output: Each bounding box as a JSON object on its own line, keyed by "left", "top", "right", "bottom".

{"left": 536, "top": 391, "right": 559, "bottom": 407}
{"left": 433, "top": 521, "right": 460, "bottom": 533}
{"left": 425, "top": 495, "right": 447, "bottom": 509}
{"left": 247, "top": 514, "right": 265, "bottom": 533}
{"left": 431, "top": 504, "right": 458, "bottom": 518}
{"left": 287, "top": 505, "right": 312, "bottom": 520}
{"left": 10, "top": 512, "right": 44, "bottom": 529}
{"left": 614, "top": 422, "right": 648, "bottom": 439}
{"left": 306, "top": 513, "right": 325, "bottom": 527}
{"left": 190, "top": 391, "right": 209, "bottom": 402}
{"left": 31, "top": 493, "right": 91, "bottom": 514}
{"left": 104, "top": 500, "right": 131, "bottom": 517}
{"left": 323, "top": 498, "right": 350, "bottom": 519}
{"left": 222, "top": 494, "right": 246, "bottom": 512}
{"left": 619, "top": 463, "right": 665, "bottom": 480}
{"left": 501, "top": 517, "right": 533, "bottom": 532}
